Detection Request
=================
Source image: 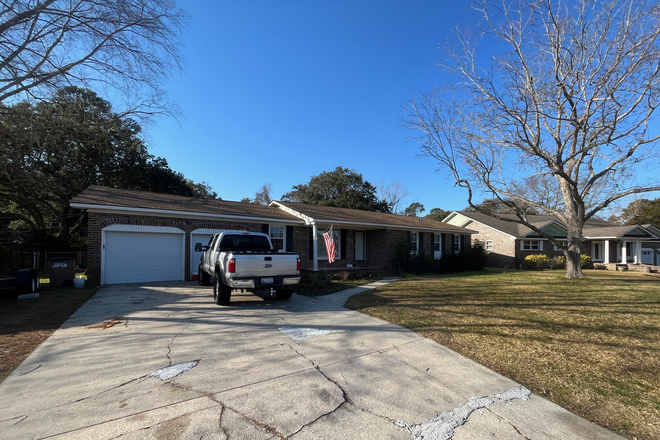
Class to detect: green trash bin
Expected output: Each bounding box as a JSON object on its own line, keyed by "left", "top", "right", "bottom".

{"left": 46, "top": 257, "right": 76, "bottom": 288}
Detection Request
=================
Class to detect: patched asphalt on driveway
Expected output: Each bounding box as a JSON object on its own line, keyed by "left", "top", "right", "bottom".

{"left": 0, "top": 282, "right": 624, "bottom": 439}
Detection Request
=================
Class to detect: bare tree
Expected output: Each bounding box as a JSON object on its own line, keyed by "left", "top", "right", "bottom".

{"left": 254, "top": 183, "right": 273, "bottom": 205}
{"left": 403, "top": 0, "right": 660, "bottom": 278}
{"left": 377, "top": 180, "right": 409, "bottom": 214}
{"left": 0, "top": 0, "right": 186, "bottom": 117}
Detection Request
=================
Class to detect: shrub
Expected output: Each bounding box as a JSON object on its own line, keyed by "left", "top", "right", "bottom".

{"left": 580, "top": 254, "right": 592, "bottom": 268}
{"left": 334, "top": 270, "right": 351, "bottom": 282}
{"left": 525, "top": 254, "right": 551, "bottom": 270}
{"left": 439, "top": 241, "right": 488, "bottom": 273}
{"left": 550, "top": 255, "right": 566, "bottom": 270}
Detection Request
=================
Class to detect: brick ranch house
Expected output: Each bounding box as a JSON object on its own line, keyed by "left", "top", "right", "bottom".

{"left": 444, "top": 211, "right": 660, "bottom": 271}
{"left": 70, "top": 186, "right": 476, "bottom": 285}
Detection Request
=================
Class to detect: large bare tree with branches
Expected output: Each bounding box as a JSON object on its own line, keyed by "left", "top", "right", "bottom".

{"left": 404, "top": 0, "right": 660, "bottom": 278}
{"left": 0, "top": 0, "right": 186, "bottom": 117}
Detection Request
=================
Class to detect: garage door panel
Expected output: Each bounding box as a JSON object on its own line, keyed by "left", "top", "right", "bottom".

{"left": 104, "top": 231, "right": 183, "bottom": 284}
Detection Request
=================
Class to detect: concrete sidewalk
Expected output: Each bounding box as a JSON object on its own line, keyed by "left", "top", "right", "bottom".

{"left": 312, "top": 276, "right": 401, "bottom": 307}
{"left": 0, "top": 281, "right": 623, "bottom": 439}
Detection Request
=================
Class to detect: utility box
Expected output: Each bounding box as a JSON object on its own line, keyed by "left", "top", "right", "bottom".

{"left": 47, "top": 257, "right": 76, "bottom": 288}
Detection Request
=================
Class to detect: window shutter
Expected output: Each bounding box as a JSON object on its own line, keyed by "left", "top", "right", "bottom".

{"left": 286, "top": 226, "right": 293, "bottom": 252}
{"left": 308, "top": 228, "right": 313, "bottom": 260}
{"left": 340, "top": 229, "right": 347, "bottom": 260}
{"left": 441, "top": 234, "right": 446, "bottom": 252}
{"left": 419, "top": 232, "right": 424, "bottom": 254}
{"left": 539, "top": 240, "right": 543, "bottom": 251}
{"left": 262, "top": 224, "right": 269, "bottom": 234}
{"left": 460, "top": 235, "right": 465, "bottom": 252}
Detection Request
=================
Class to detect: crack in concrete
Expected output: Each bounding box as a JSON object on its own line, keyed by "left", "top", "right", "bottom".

{"left": 486, "top": 407, "right": 532, "bottom": 440}
{"left": 166, "top": 321, "right": 192, "bottom": 366}
{"left": 18, "top": 364, "right": 41, "bottom": 376}
{"left": 395, "top": 386, "right": 532, "bottom": 440}
{"left": 286, "top": 344, "right": 401, "bottom": 438}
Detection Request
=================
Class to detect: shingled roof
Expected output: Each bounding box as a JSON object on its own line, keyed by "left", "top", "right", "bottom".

{"left": 70, "top": 186, "right": 477, "bottom": 233}
{"left": 70, "top": 186, "right": 302, "bottom": 222}
{"left": 451, "top": 211, "right": 657, "bottom": 239}
{"left": 273, "top": 201, "right": 476, "bottom": 233}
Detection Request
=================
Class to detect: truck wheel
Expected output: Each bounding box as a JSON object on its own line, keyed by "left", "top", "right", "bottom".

{"left": 276, "top": 288, "right": 293, "bottom": 300}
{"left": 198, "top": 264, "right": 210, "bottom": 286}
{"left": 214, "top": 275, "right": 231, "bottom": 305}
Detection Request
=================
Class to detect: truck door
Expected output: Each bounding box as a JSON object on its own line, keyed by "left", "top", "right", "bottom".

{"left": 204, "top": 235, "right": 218, "bottom": 272}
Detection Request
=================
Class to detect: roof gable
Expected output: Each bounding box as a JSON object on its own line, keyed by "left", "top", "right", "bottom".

{"left": 525, "top": 222, "right": 567, "bottom": 238}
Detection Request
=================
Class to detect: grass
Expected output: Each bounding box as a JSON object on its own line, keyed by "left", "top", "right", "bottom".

{"left": 0, "top": 282, "right": 97, "bottom": 383}
{"left": 345, "top": 269, "right": 660, "bottom": 440}
{"left": 295, "top": 270, "right": 382, "bottom": 297}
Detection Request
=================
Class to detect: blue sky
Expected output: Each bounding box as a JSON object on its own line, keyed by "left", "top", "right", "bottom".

{"left": 148, "top": 1, "right": 481, "bottom": 212}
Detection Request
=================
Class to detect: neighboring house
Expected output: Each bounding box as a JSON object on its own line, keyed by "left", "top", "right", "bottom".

{"left": 443, "top": 211, "right": 660, "bottom": 270}
{"left": 70, "top": 186, "right": 476, "bottom": 285}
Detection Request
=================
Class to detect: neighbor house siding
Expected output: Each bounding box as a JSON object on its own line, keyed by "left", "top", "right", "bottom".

{"left": 463, "top": 221, "right": 516, "bottom": 268}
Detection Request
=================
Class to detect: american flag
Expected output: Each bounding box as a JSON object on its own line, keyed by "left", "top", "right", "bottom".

{"left": 323, "top": 226, "right": 336, "bottom": 263}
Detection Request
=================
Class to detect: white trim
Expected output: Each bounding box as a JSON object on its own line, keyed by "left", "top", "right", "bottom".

{"left": 485, "top": 240, "right": 494, "bottom": 251}
{"left": 101, "top": 225, "right": 185, "bottom": 285}
{"left": 72, "top": 203, "right": 304, "bottom": 224}
{"left": 269, "top": 202, "right": 315, "bottom": 225}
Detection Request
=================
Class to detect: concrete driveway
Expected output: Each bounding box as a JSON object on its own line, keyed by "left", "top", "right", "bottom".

{"left": 0, "top": 282, "right": 623, "bottom": 440}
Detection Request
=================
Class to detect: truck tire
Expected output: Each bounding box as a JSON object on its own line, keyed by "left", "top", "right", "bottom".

{"left": 198, "top": 264, "right": 210, "bottom": 286}
{"left": 213, "top": 274, "right": 231, "bottom": 305}
{"left": 276, "top": 288, "right": 293, "bottom": 300}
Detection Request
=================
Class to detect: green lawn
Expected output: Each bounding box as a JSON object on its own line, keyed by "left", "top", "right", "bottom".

{"left": 345, "top": 269, "right": 660, "bottom": 440}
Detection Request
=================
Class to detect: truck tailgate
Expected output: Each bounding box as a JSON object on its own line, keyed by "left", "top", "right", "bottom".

{"left": 231, "top": 254, "right": 298, "bottom": 277}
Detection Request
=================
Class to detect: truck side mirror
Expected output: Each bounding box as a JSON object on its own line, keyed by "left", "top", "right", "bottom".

{"left": 195, "top": 243, "right": 208, "bottom": 252}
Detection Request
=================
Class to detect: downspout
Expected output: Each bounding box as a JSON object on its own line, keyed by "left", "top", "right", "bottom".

{"left": 312, "top": 223, "right": 318, "bottom": 271}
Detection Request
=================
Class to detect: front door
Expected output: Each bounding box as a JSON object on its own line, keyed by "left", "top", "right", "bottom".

{"left": 355, "top": 231, "right": 365, "bottom": 261}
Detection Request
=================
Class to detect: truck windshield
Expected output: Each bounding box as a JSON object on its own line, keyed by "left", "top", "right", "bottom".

{"left": 219, "top": 235, "right": 272, "bottom": 251}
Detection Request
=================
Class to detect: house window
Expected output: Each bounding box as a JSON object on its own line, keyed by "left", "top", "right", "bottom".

{"left": 410, "top": 232, "right": 418, "bottom": 255}
{"left": 433, "top": 234, "right": 441, "bottom": 259}
{"left": 521, "top": 240, "right": 541, "bottom": 251}
{"left": 317, "top": 229, "right": 340, "bottom": 260}
{"left": 485, "top": 240, "right": 494, "bottom": 251}
{"left": 270, "top": 226, "right": 284, "bottom": 252}
{"left": 453, "top": 235, "right": 461, "bottom": 253}
{"left": 592, "top": 242, "right": 603, "bottom": 262}
{"left": 553, "top": 240, "right": 567, "bottom": 251}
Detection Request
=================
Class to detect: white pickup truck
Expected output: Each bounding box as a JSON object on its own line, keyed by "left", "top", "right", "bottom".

{"left": 196, "top": 231, "right": 301, "bottom": 305}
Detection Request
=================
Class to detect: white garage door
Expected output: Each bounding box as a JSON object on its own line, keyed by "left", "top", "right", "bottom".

{"left": 104, "top": 231, "right": 183, "bottom": 284}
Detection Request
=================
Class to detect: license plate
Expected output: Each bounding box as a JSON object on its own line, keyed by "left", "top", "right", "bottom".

{"left": 261, "top": 277, "right": 273, "bottom": 284}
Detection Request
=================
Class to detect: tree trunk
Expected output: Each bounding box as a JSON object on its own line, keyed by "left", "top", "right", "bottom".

{"left": 564, "top": 223, "right": 585, "bottom": 279}
{"left": 564, "top": 247, "right": 583, "bottom": 278}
